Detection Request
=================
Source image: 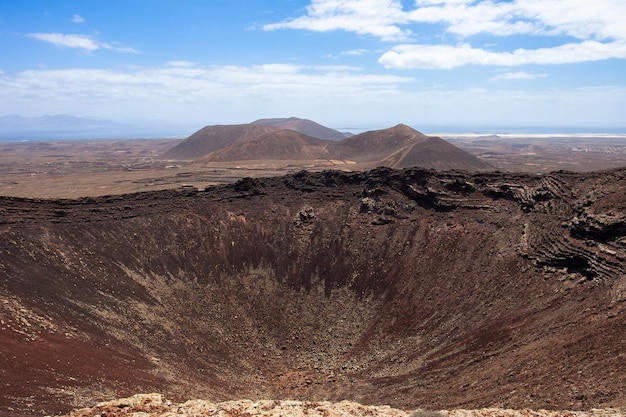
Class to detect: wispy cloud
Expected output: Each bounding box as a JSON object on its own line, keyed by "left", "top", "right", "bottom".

{"left": 167, "top": 60, "right": 197, "bottom": 68}
{"left": 71, "top": 15, "right": 85, "bottom": 23}
{"left": 28, "top": 33, "right": 100, "bottom": 51}
{"left": 341, "top": 49, "right": 368, "bottom": 56}
{"left": 379, "top": 41, "right": 626, "bottom": 69}
{"left": 0, "top": 62, "right": 623, "bottom": 126}
{"left": 263, "top": 0, "right": 410, "bottom": 42}
{"left": 404, "top": 0, "right": 626, "bottom": 43}
{"left": 0, "top": 63, "right": 411, "bottom": 106}
{"left": 265, "top": 0, "right": 626, "bottom": 68}
{"left": 266, "top": 0, "right": 626, "bottom": 41}
{"left": 491, "top": 71, "right": 547, "bottom": 81}
{"left": 0, "top": 63, "right": 413, "bottom": 125}
{"left": 27, "top": 32, "right": 137, "bottom": 53}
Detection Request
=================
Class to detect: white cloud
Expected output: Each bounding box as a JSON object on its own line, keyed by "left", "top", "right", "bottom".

{"left": 28, "top": 33, "right": 100, "bottom": 51}
{"left": 263, "top": 0, "right": 411, "bottom": 42}
{"left": 379, "top": 41, "right": 626, "bottom": 69}
{"left": 414, "top": 0, "right": 474, "bottom": 5}
{"left": 27, "top": 33, "right": 138, "bottom": 53}
{"left": 490, "top": 71, "right": 547, "bottom": 81}
{"left": 513, "top": 0, "right": 626, "bottom": 41}
{"left": 341, "top": 48, "right": 368, "bottom": 56}
{"left": 256, "top": 63, "right": 302, "bottom": 74}
{"left": 407, "top": 0, "right": 626, "bottom": 40}
{"left": 0, "top": 63, "right": 412, "bottom": 124}
{"left": 71, "top": 15, "right": 85, "bottom": 23}
{"left": 265, "top": 0, "right": 626, "bottom": 68}
{"left": 167, "top": 60, "right": 197, "bottom": 68}
{"left": 266, "top": 0, "right": 626, "bottom": 42}
{"left": 1, "top": 63, "right": 623, "bottom": 128}
{"left": 112, "top": 45, "right": 138, "bottom": 54}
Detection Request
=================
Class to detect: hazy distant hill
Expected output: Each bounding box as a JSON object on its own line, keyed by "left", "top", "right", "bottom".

{"left": 0, "top": 114, "right": 128, "bottom": 129}
{"left": 251, "top": 117, "right": 352, "bottom": 140}
{"left": 0, "top": 114, "right": 134, "bottom": 140}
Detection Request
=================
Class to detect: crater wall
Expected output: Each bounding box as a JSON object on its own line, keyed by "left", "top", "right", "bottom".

{"left": 1, "top": 168, "right": 625, "bottom": 416}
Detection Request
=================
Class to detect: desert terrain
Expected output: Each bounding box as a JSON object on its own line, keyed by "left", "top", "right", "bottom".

{"left": 447, "top": 133, "right": 626, "bottom": 174}
{"left": 1, "top": 121, "right": 625, "bottom": 417}
{"left": 2, "top": 124, "right": 626, "bottom": 199}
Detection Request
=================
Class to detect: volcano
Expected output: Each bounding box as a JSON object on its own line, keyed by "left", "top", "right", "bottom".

{"left": 1, "top": 167, "right": 626, "bottom": 416}
{"left": 166, "top": 122, "right": 493, "bottom": 172}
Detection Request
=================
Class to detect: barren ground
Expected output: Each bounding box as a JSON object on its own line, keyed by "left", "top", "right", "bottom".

{"left": 2, "top": 134, "right": 626, "bottom": 198}
{"left": 0, "top": 136, "right": 625, "bottom": 417}
{"left": 446, "top": 134, "right": 626, "bottom": 174}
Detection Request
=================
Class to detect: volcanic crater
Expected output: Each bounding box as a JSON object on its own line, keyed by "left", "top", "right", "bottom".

{"left": 1, "top": 167, "right": 626, "bottom": 416}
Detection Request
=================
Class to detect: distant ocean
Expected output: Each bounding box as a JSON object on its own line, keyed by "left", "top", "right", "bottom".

{"left": 0, "top": 126, "right": 192, "bottom": 142}
{"left": 339, "top": 125, "right": 626, "bottom": 136}
{"left": 2, "top": 124, "right": 626, "bottom": 142}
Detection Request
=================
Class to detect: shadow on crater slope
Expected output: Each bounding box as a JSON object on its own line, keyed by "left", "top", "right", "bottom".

{"left": 1, "top": 168, "right": 626, "bottom": 416}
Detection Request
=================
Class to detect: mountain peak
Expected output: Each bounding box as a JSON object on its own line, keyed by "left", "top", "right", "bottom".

{"left": 251, "top": 117, "right": 351, "bottom": 140}
{"left": 384, "top": 123, "right": 426, "bottom": 137}
{"left": 251, "top": 116, "right": 301, "bottom": 125}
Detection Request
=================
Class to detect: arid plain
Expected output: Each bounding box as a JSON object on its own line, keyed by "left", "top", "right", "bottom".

{"left": 2, "top": 129, "right": 626, "bottom": 199}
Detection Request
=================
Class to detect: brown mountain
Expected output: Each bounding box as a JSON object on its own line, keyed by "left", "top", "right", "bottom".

{"left": 2, "top": 168, "right": 626, "bottom": 416}
{"left": 163, "top": 123, "right": 281, "bottom": 160}
{"left": 251, "top": 117, "right": 351, "bottom": 140}
{"left": 322, "top": 124, "right": 492, "bottom": 170}
{"left": 381, "top": 135, "right": 495, "bottom": 170}
{"left": 322, "top": 124, "right": 427, "bottom": 162}
{"left": 197, "top": 129, "right": 330, "bottom": 162}
{"left": 174, "top": 122, "right": 492, "bottom": 171}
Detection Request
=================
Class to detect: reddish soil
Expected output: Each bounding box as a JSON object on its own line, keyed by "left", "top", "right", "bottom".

{"left": 0, "top": 168, "right": 625, "bottom": 416}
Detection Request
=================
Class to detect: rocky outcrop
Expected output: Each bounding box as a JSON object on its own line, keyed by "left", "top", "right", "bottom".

{"left": 65, "top": 394, "right": 412, "bottom": 417}
{"left": 63, "top": 394, "right": 624, "bottom": 417}
{"left": 570, "top": 209, "right": 626, "bottom": 242}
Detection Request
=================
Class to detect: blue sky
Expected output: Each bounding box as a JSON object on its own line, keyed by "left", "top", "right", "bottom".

{"left": 1, "top": 0, "right": 625, "bottom": 133}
